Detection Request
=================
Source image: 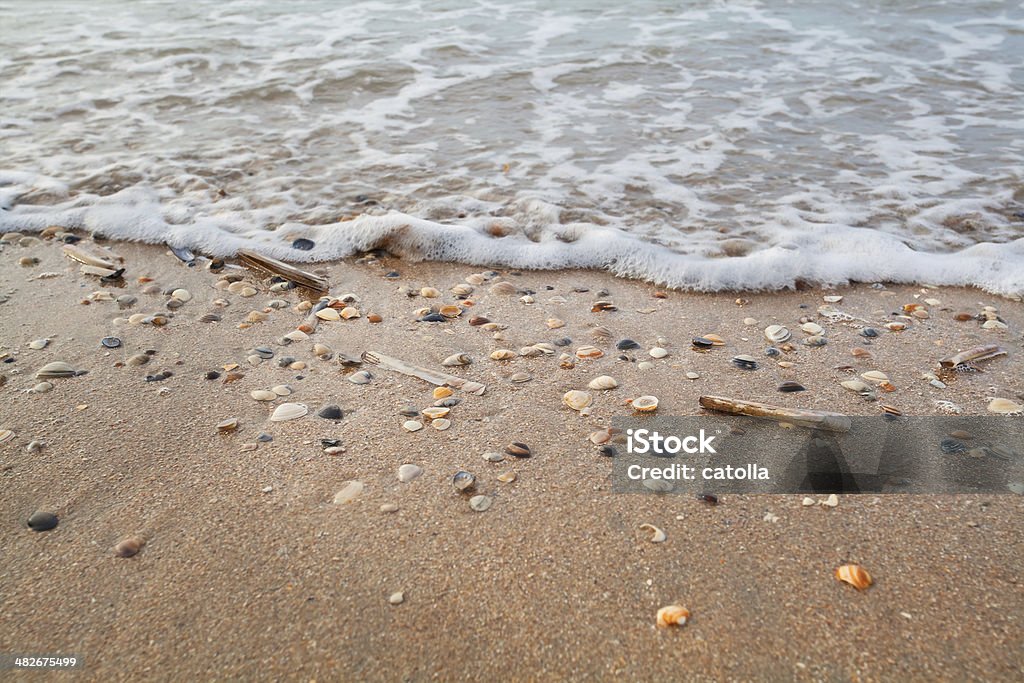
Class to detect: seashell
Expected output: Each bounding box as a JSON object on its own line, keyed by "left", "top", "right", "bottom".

{"left": 823, "top": 295, "right": 843, "bottom": 303}
{"left": 367, "top": 313, "right": 383, "bottom": 323}
{"left": 841, "top": 379, "right": 871, "bottom": 394}
{"left": 637, "top": 361, "right": 654, "bottom": 371}
{"left": 649, "top": 347, "right": 668, "bottom": 358}
{"left": 510, "top": 372, "right": 532, "bottom": 383}
{"left": 316, "top": 307, "right": 341, "bottom": 321}
{"left": 348, "top": 370, "right": 373, "bottom": 384}
{"left": 466, "top": 273, "right": 486, "bottom": 285}
{"left": 731, "top": 354, "right": 758, "bottom": 370}
{"left": 170, "top": 288, "right": 192, "bottom": 302}
{"left": 250, "top": 390, "right": 277, "bottom": 401}
{"left": 490, "top": 349, "right": 517, "bottom": 361}
{"left": 433, "top": 387, "right": 453, "bottom": 399}
{"left": 439, "top": 304, "right": 462, "bottom": 318}
{"left": 886, "top": 322, "right": 907, "bottom": 331}
{"left": 800, "top": 322, "right": 824, "bottom": 335}
{"left": 546, "top": 318, "right": 565, "bottom": 329}
{"left": 880, "top": 404, "right": 902, "bottom": 417}
{"left": 592, "top": 326, "right": 613, "bottom": 340}
{"left": 451, "top": 284, "right": 474, "bottom": 296}
{"left": 441, "top": 353, "right": 471, "bottom": 367}
{"left": 591, "top": 300, "right": 617, "bottom": 312}
{"left": 639, "top": 524, "right": 667, "bottom": 543}
{"left": 497, "top": 471, "right": 517, "bottom": 483}
{"left": 28, "top": 339, "right": 49, "bottom": 350}
{"left": 422, "top": 406, "right": 450, "bottom": 420}
{"left": 128, "top": 313, "right": 148, "bottom": 324}
{"left": 777, "top": 381, "right": 806, "bottom": 392}
{"left": 563, "top": 390, "right": 593, "bottom": 411}
{"left": 558, "top": 353, "right": 575, "bottom": 369}
{"left": 469, "top": 315, "right": 490, "bottom": 326}
{"left": 200, "top": 313, "right": 222, "bottom": 323}
{"left": 432, "top": 418, "right": 451, "bottom": 430}
{"left": 317, "top": 405, "right": 344, "bottom": 420}
{"left": 0, "top": 429, "right": 14, "bottom": 444}
{"left": 420, "top": 287, "right": 441, "bottom": 298}
{"left": 481, "top": 322, "right": 507, "bottom": 331}
{"left": 939, "top": 343, "right": 1007, "bottom": 369}
{"left": 803, "top": 335, "right": 827, "bottom": 347}
{"left": 764, "top": 325, "right": 791, "bottom": 343}
{"left": 631, "top": 395, "right": 659, "bottom": 412}
{"left": 656, "top": 605, "right": 690, "bottom": 628}
{"left": 988, "top": 398, "right": 1023, "bottom": 415}
{"left": 861, "top": 371, "right": 889, "bottom": 385}
{"left": 246, "top": 311, "right": 268, "bottom": 323}
{"left": 397, "top": 464, "right": 423, "bottom": 483}
{"left": 685, "top": 372, "right": 700, "bottom": 380}
{"left": 28, "top": 381, "right": 53, "bottom": 394}
{"left": 982, "top": 319, "right": 1007, "bottom": 330}
{"left": 217, "top": 418, "right": 239, "bottom": 432}
{"left": 575, "top": 345, "right": 604, "bottom": 359}
{"left": 271, "top": 385, "right": 292, "bottom": 396}
{"left": 520, "top": 295, "right": 535, "bottom": 304}
{"left": 340, "top": 306, "right": 361, "bottom": 319}
{"left": 588, "top": 375, "right": 618, "bottom": 391}
{"left": 453, "top": 471, "right": 476, "bottom": 491}
{"left": 403, "top": 420, "right": 423, "bottom": 432}
{"left": 333, "top": 481, "right": 364, "bottom": 504}
{"left": 36, "top": 361, "right": 77, "bottom": 378}
{"left": 532, "top": 343, "right": 555, "bottom": 354}
{"left": 850, "top": 348, "right": 873, "bottom": 359}
{"left": 469, "top": 495, "right": 493, "bottom": 512}
{"left": 488, "top": 282, "right": 518, "bottom": 295}
{"left": 270, "top": 403, "right": 308, "bottom": 422}
{"left": 519, "top": 346, "right": 543, "bottom": 357}
{"left": 127, "top": 354, "right": 150, "bottom": 367}
{"left": 506, "top": 442, "right": 532, "bottom": 458}
{"left": 835, "top": 564, "right": 873, "bottom": 591}
{"left": 821, "top": 493, "right": 839, "bottom": 508}
{"left": 114, "top": 537, "right": 145, "bottom": 558}
{"left": 802, "top": 497, "right": 816, "bottom": 506}
{"left": 239, "top": 286, "right": 258, "bottom": 298}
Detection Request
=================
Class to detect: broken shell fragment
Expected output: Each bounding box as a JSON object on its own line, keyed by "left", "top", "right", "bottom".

{"left": 835, "top": 564, "right": 873, "bottom": 591}
{"left": 469, "top": 495, "right": 493, "bottom": 512}
{"left": 575, "top": 345, "right": 604, "bottom": 359}
{"left": 631, "top": 395, "right": 659, "bottom": 412}
{"left": 588, "top": 375, "right": 618, "bottom": 391}
{"left": 490, "top": 349, "right": 517, "bottom": 361}
{"left": 562, "top": 390, "right": 593, "bottom": 411}
{"left": 764, "top": 325, "right": 791, "bottom": 344}
{"left": 441, "top": 353, "right": 472, "bottom": 367}
{"left": 452, "top": 471, "right": 476, "bottom": 492}
{"left": 656, "top": 605, "right": 690, "bottom": 628}
{"left": 639, "top": 524, "right": 667, "bottom": 543}
{"left": 340, "top": 306, "right": 361, "bottom": 319}
{"left": 333, "top": 481, "right": 364, "bottom": 504}
{"left": 988, "top": 398, "right": 1023, "bottom": 415}
{"left": 270, "top": 403, "right": 308, "bottom": 422}
{"left": 250, "top": 390, "right": 278, "bottom": 402}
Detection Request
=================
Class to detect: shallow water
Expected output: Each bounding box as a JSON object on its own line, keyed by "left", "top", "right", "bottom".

{"left": 1, "top": 0, "right": 1023, "bottom": 293}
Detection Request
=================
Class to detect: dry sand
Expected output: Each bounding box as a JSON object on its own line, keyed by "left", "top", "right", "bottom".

{"left": 1, "top": 237, "right": 1022, "bottom": 681}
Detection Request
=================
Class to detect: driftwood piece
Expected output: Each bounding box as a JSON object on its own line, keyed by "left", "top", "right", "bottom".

{"left": 939, "top": 343, "right": 1007, "bottom": 369}
{"left": 237, "top": 249, "right": 329, "bottom": 294}
{"left": 699, "top": 395, "right": 852, "bottom": 433}
{"left": 362, "top": 351, "right": 486, "bottom": 395}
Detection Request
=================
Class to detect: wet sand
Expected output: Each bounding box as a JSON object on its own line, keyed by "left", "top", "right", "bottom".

{"left": 1, "top": 237, "right": 1022, "bottom": 681}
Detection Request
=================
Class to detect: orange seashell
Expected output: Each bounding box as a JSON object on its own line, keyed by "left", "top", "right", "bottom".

{"left": 575, "top": 345, "right": 604, "bottom": 359}
{"left": 702, "top": 333, "right": 725, "bottom": 345}
{"left": 631, "top": 395, "right": 659, "bottom": 412}
{"left": 297, "top": 323, "right": 314, "bottom": 334}
{"left": 433, "top": 387, "right": 453, "bottom": 399}
{"left": 953, "top": 312, "right": 974, "bottom": 321}
{"left": 656, "top": 605, "right": 690, "bottom": 628}
{"left": 879, "top": 382, "right": 896, "bottom": 392}
{"left": 850, "top": 348, "right": 873, "bottom": 359}
{"left": 886, "top": 322, "right": 907, "bottom": 331}
{"left": 835, "top": 564, "right": 872, "bottom": 590}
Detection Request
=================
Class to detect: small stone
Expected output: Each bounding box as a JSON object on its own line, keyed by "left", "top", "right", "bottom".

{"left": 802, "top": 497, "right": 816, "bottom": 507}
{"left": 100, "top": 337, "right": 121, "bottom": 348}
{"left": 637, "top": 361, "right": 654, "bottom": 371}
{"left": 380, "top": 503, "right": 399, "bottom": 513}
{"left": 389, "top": 591, "right": 405, "bottom": 605}
{"left": 649, "top": 347, "right": 668, "bottom": 359}
{"left": 114, "top": 537, "right": 144, "bottom": 558}
{"left": 127, "top": 354, "right": 150, "bottom": 367}
{"left": 28, "top": 339, "right": 49, "bottom": 350}
{"left": 292, "top": 238, "right": 315, "bottom": 251}
{"left": 469, "top": 495, "right": 493, "bottom": 512}
{"left": 482, "top": 451, "right": 504, "bottom": 463}
{"left": 27, "top": 511, "right": 58, "bottom": 531}
{"left": 685, "top": 372, "right": 700, "bottom": 380}
{"left": 317, "top": 405, "right": 344, "bottom": 420}
{"left": 398, "top": 464, "right": 423, "bottom": 483}
{"left": 403, "top": 420, "right": 423, "bottom": 432}
{"left": 821, "top": 494, "right": 839, "bottom": 508}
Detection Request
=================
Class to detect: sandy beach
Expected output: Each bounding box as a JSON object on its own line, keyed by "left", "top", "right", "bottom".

{"left": 1, "top": 234, "right": 1022, "bottom": 681}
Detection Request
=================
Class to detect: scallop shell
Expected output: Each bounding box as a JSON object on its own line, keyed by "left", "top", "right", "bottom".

{"left": 588, "top": 375, "right": 618, "bottom": 391}
{"left": 36, "top": 361, "right": 77, "bottom": 378}
{"left": 639, "top": 523, "right": 667, "bottom": 543}
{"left": 764, "top": 325, "right": 791, "bottom": 343}
{"left": 835, "top": 564, "right": 873, "bottom": 591}
{"left": 465, "top": 273, "right": 486, "bottom": 285}
{"left": 250, "top": 390, "right": 278, "bottom": 401}
{"left": 270, "top": 403, "right": 308, "bottom": 422}
{"left": 632, "top": 395, "right": 659, "bottom": 412}
{"left": 488, "top": 282, "right": 518, "bottom": 295}
{"left": 316, "top": 308, "right": 341, "bottom": 321}
{"left": 988, "top": 398, "right": 1023, "bottom": 415}
{"left": 451, "top": 284, "right": 474, "bottom": 296}
{"left": 441, "top": 353, "right": 472, "bottom": 367}
{"left": 591, "top": 326, "right": 613, "bottom": 340}
{"left": 490, "top": 349, "right": 517, "bottom": 361}
{"left": 562, "top": 390, "right": 593, "bottom": 411}
{"left": 340, "top": 306, "right": 361, "bottom": 319}
{"left": 575, "top": 345, "right": 604, "bottom": 359}
{"left": 656, "top": 605, "right": 690, "bottom": 628}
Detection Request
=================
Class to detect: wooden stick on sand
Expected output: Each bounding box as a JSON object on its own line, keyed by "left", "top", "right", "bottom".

{"left": 699, "top": 395, "right": 852, "bottom": 433}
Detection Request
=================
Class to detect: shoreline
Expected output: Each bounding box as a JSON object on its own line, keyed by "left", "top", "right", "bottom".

{"left": 1, "top": 235, "right": 1022, "bottom": 680}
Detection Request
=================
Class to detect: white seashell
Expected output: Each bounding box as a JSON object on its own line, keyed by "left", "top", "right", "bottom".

{"left": 36, "top": 361, "right": 77, "bottom": 378}
{"left": 441, "top": 353, "right": 471, "bottom": 367}
{"left": 171, "top": 288, "right": 192, "bottom": 302}
{"left": 28, "top": 381, "right": 53, "bottom": 394}
{"left": 316, "top": 308, "right": 341, "bottom": 321}
{"left": 632, "top": 395, "right": 659, "bottom": 412}
{"left": 403, "top": 420, "right": 423, "bottom": 432}
{"left": 509, "top": 372, "right": 532, "bottom": 383}
{"left": 637, "top": 361, "right": 654, "bottom": 371}
{"left": 988, "top": 398, "right": 1023, "bottom": 414}
{"left": 28, "top": 339, "right": 49, "bottom": 350}
{"left": 982, "top": 319, "right": 1008, "bottom": 330}
{"left": 451, "top": 284, "right": 474, "bottom": 296}
{"left": 397, "top": 464, "right": 423, "bottom": 483}
{"left": 532, "top": 343, "right": 556, "bottom": 354}
{"left": 800, "top": 322, "right": 824, "bottom": 335}
{"left": 420, "top": 287, "right": 441, "bottom": 298}
{"left": 563, "top": 390, "right": 593, "bottom": 411}
{"left": 465, "top": 273, "right": 486, "bottom": 285}
{"left": 341, "top": 306, "right": 361, "bottom": 319}
{"left": 861, "top": 371, "right": 889, "bottom": 385}
{"left": 520, "top": 295, "right": 534, "bottom": 304}
{"left": 250, "top": 390, "right": 278, "bottom": 401}
{"left": 333, "top": 481, "right": 364, "bottom": 504}
{"left": 649, "top": 347, "right": 668, "bottom": 359}
{"left": 422, "top": 406, "right": 450, "bottom": 419}
{"left": 841, "top": 379, "right": 871, "bottom": 393}
{"left": 588, "top": 375, "right": 618, "bottom": 391}
{"left": 764, "top": 325, "right": 791, "bottom": 343}
{"left": 488, "top": 282, "right": 517, "bottom": 295}
{"left": 743, "top": 317, "right": 758, "bottom": 326}
{"left": 270, "top": 403, "right": 308, "bottom": 421}
{"left": 823, "top": 295, "right": 843, "bottom": 303}
{"left": 546, "top": 318, "right": 565, "bottom": 329}
{"left": 821, "top": 494, "right": 839, "bottom": 508}
{"left": 469, "top": 495, "right": 493, "bottom": 511}
{"left": 490, "top": 349, "right": 517, "bottom": 360}
{"left": 802, "top": 497, "right": 816, "bottom": 507}
{"left": 284, "top": 329, "right": 309, "bottom": 342}
{"left": 432, "top": 418, "right": 451, "bottom": 430}
{"left": 639, "top": 524, "right": 667, "bottom": 543}
{"left": 271, "top": 385, "right": 292, "bottom": 396}
{"left": 519, "top": 346, "right": 543, "bottom": 357}
{"left": 348, "top": 370, "right": 372, "bottom": 384}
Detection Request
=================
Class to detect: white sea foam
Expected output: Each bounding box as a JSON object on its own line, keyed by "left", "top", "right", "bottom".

{"left": 1, "top": 0, "right": 1022, "bottom": 295}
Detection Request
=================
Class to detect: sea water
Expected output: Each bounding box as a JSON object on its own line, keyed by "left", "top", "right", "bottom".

{"left": 1, "top": 0, "right": 1022, "bottom": 294}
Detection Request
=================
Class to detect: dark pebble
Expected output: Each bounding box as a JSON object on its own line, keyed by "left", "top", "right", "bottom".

{"left": 860, "top": 328, "right": 879, "bottom": 338}
{"left": 317, "top": 405, "right": 344, "bottom": 420}
{"left": 27, "top": 510, "right": 58, "bottom": 531}
{"left": 598, "top": 445, "right": 618, "bottom": 457}
{"left": 384, "top": 271, "right": 400, "bottom": 279}
{"left": 205, "top": 370, "right": 221, "bottom": 380}
{"left": 253, "top": 346, "right": 274, "bottom": 359}
{"left": 398, "top": 406, "right": 419, "bottom": 417}
{"left": 692, "top": 337, "right": 715, "bottom": 349}
{"left": 419, "top": 313, "right": 447, "bottom": 323}
{"left": 277, "top": 357, "right": 296, "bottom": 368}
{"left": 553, "top": 337, "right": 572, "bottom": 347}
{"left": 100, "top": 337, "right": 122, "bottom": 348}
{"left": 436, "top": 398, "right": 461, "bottom": 407}
{"left": 208, "top": 259, "right": 225, "bottom": 271}
{"left": 696, "top": 493, "right": 719, "bottom": 505}
{"left": 60, "top": 234, "right": 81, "bottom": 244}
{"left": 777, "top": 381, "right": 806, "bottom": 392}
{"left": 616, "top": 339, "right": 640, "bottom": 350}
{"left": 506, "top": 442, "right": 532, "bottom": 458}
{"left": 292, "top": 238, "right": 315, "bottom": 251}
{"left": 257, "top": 433, "right": 274, "bottom": 443}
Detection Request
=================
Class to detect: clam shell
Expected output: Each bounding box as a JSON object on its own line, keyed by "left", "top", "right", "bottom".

{"left": 639, "top": 523, "right": 667, "bottom": 543}
{"left": 575, "top": 345, "right": 604, "bottom": 359}
{"left": 348, "top": 370, "right": 373, "bottom": 384}
{"left": 403, "top": 420, "right": 423, "bottom": 432}
{"left": 333, "top": 481, "right": 364, "bottom": 504}
{"left": 36, "top": 361, "right": 77, "bottom": 378}
{"left": 510, "top": 372, "right": 532, "bottom": 383}
{"left": 841, "top": 379, "right": 871, "bottom": 393}
{"left": 988, "top": 398, "right": 1023, "bottom": 415}
{"left": 490, "top": 349, "right": 517, "bottom": 360}
{"left": 800, "top": 322, "right": 824, "bottom": 335}
{"left": 284, "top": 329, "right": 309, "bottom": 342}
{"left": 270, "top": 403, "right": 308, "bottom": 422}
{"left": 834, "top": 564, "right": 872, "bottom": 591}
{"left": 271, "top": 385, "right": 292, "bottom": 396}
{"left": 451, "top": 284, "right": 474, "bottom": 296}
{"left": 563, "top": 390, "right": 593, "bottom": 411}
{"left": 340, "top": 306, "right": 361, "bottom": 319}
{"left": 420, "top": 287, "right": 441, "bottom": 298}
{"left": 433, "top": 387, "right": 453, "bottom": 399}
{"left": 764, "top": 325, "right": 791, "bottom": 343}
{"left": 441, "top": 353, "right": 471, "bottom": 367}
{"left": 546, "top": 318, "right": 565, "bottom": 329}
{"left": 588, "top": 375, "right": 618, "bottom": 391}
{"left": 28, "top": 339, "right": 49, "bottom": 350}
{"left": 488, "top": 282, "right": 518, "bottom": 295}
{"left": 861, "top": 371, "right": 889, "bottom": 385}
{"left": 632, "top": 395, "right": 659, "bottom": 412}
{"left": 649, "top": 347, "right": 668, "bottom": 359}
{"left": 0, "top": 429, "right": 14, "bottom": 444}
{"left": 519, "top": 346, "right": 544, "bottom": 357}
{"left": 591, "top": 326, "right": 613, "bottom": 340}
{"left": 497, "top": 471, "right": 517, "bottom": 483}
{"left": 422, "top": 406, "right": 450, "bottom": 419}
{"left": 439, "top": 304, "right": 462, "bottom": 318}
{"left": 432, "top": 418, "right": 451, "bottom": 430}
{"left": 316, "top": 308, "right": 341, "bottom": 321}
{"left": 532, "top": 343, "right": 555, "bottom": 354}
{"left": 453, "top": 471, "right": 476, "bottom": 491}
{"left": 656, "top": 605, "right": 690, "bottom": 628}
{"left": 28, "top": 381, "right": 53, "bottom": 394}
{"left": 250, "top": 390, "right": 278, "bottom": 401}
{"left": 466, "top": 273, "right": 486, "bottom": 285}
{"left": 171, "top": 288, "right": 192, "bottom": 302}
{"left": 469, "top": 495, "right": 493, "bottom": 512}
{"left": 397, "top": 464, "right": 423, "bottom": 483}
